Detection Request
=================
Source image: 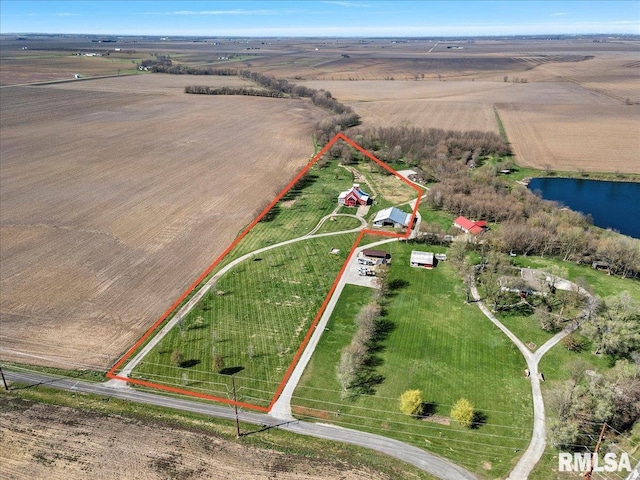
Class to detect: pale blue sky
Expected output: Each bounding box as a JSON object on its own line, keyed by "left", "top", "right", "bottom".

{"left": 1, "top": 1, "right": 638, "bottom": 37}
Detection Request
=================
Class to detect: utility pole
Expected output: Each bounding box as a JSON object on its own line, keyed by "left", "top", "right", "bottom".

{"left": 584, "top": 423, "right": 607, "bottom": 479}
{"left": 0, "top": 365, "right": 8, "bottom": 391}
{"left": 231, "top": 375, "right": 240, "bottom": 438}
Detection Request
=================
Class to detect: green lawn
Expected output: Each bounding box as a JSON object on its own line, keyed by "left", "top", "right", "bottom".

{"left": 314, "top": 215, "right": 362, "bottom": 234}
{"left": 133, "top": 233, "right": 358, "bottom": 408}
{"left": 418, "top": 206, "right": 456, "bottom": 231}
{"left": 292, "top": 242, "right": 533, "bottom": 478}
{"left": 496, "top": 306, "right": 555, "bottom": 350}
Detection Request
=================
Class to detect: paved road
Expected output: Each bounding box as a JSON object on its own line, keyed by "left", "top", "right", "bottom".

{"left": 626, "top": 462, "right": 640, "bottom": 480}
{"left": 5, "top": 370, "right": 477, "bottom": 480}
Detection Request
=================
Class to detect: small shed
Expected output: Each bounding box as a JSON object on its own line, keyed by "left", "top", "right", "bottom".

{"left": 591, "top": 261, "right": 610, "bottom": 271}
{"left": 410, "top": 251, "right": 435, "bottom": 269}
{"left": 359, "top": 249, "right": 391, "bottom": 265}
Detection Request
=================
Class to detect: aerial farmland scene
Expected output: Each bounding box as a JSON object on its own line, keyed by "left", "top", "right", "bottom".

{"left": 1, "top": 1, "right": 639, "bottom": 479}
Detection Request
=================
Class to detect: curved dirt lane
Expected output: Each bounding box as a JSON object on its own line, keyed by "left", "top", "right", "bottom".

{"left": 471, "top": 274, "right": 594, "bottom": 480}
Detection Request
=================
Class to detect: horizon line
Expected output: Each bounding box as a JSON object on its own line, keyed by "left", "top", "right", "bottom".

{"left": 3, "top": 31, "right": 639, "bottom": 38}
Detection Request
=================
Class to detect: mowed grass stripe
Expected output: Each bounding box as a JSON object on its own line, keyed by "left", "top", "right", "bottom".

{"left": 133, "top": 233, "right": 357, "bottom": 407}
{"left": 292, "top": 242, "right": 532, "bottom": 478}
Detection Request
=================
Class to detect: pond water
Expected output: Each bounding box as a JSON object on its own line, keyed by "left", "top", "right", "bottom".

{"left": 528, "top": 177, "right": 640, "bottom": 239}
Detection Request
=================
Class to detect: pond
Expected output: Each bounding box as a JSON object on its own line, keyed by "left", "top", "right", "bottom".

{"left": 528, "top": 177, "right": 640, "bottom": 239}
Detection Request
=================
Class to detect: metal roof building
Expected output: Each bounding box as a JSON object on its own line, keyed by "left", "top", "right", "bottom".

{"left": 373, "top": 207, "right": 410, "bottom": 228}
{"left": 410, "top": 251, "right": 434, "bottom": 269}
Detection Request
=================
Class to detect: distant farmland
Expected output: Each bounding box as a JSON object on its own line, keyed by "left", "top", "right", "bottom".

{"left": 498, "top": 103, "right": 640, "bottom": 173}
{"left": 302, "top": 79, "right": 640, "bottom": 173}
{"left": 0, "top": 75, "right": 326, "bottom": 369}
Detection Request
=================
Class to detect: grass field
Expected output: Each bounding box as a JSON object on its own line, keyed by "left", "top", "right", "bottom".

{"left": 292, "top": 242, "right": 533, "bottom": 478}
{"left": 314, "top": 215, "right": 363, "bottom": 234}
{"left": 352, "top": 161, "right": 419, "bottom": 205}
{"left": 127, "top": 141, "right": 421, "bottom": 407}
{"left": 132, "top": 233, "right": 358, "bottom": 408}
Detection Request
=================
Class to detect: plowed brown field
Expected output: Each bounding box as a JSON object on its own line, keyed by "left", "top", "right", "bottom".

{"left": 498, "top": 103, "right": 640, "bottom": 173}
{"left": 0, "top": 75, "right": 325, "bottom": 369}
{"left": 0, "top": 397, "right": 392, "bottom": 480}
{"left": 301, "top": 78, "right": 639, "bottom": 173}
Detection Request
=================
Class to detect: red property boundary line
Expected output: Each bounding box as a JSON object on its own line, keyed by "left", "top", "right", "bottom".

{"left": 107, "top": 133, "right": 423, "bottom": 413}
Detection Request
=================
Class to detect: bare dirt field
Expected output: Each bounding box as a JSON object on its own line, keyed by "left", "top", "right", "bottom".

{"left": 498, "top": 103, "right": 640, "bottom": 173}
{"left": 300, "top": 74, "right": 639, "bottom": 173}
{"left": 0, "top": 75, "right": 326, "bottom": 369}
{"left": 233, "top": 38, "right": 639, "bottom": 82}
{"left": 1, "top": 397, "right": 390, "bottom": 480}
{"left": 0, "top": 52, "right": 140, "bottom": 85}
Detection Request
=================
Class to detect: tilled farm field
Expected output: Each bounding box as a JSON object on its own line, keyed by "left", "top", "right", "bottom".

{"left": 301, "top": 78, "right": 639, "bottom": 173}
{"left": 0, "top": 76, "right": 326, "bottom": 369}
{"left": 498, "top": 103, "right": 640, "bottom": 173}
{"left": 0, "top": 397, "right": 391, "bottom": 480}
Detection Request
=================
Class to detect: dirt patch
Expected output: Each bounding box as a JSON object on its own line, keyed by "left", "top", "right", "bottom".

{"left": 292, "top": 405, "right": 333, "bottom": 420}
{"left": 422, "top": 415, "right": 451, "bottom": 426}
{"left": 0, "top": 397, "right": 389, "bottom": 480}
{"left": 498, "top": 103, "right": 640, "bottom": 173}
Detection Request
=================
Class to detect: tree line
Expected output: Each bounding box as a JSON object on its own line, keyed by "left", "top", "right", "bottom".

{"left": 549, "top": 357, "right": 640, "bottom": 449}
{"left": 416, "top": 167, "right": 639, "bottom": 277}
{"left": 349, "top": 126, "right": 510, "bottom": 169}
{"left": 336, "top": 265, "right": 397, "bottom": 399}
{"left": 184, "top": 85, "right": 284, "bottom": 98}
{"left": 165, "top": 64, "right": 359, "bottom": 124}
{"left": 141, "top": 59, "right": 361, "bottom": 145}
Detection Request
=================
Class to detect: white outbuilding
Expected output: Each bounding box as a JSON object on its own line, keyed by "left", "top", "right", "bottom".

{"left": 410, "top": 251, "right": 434, "bottom": 269}
{"left": 373, "top": 207, "right": 410, "bottom": 228}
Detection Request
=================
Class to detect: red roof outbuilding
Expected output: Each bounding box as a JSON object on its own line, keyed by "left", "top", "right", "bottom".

{"left": 454, "top": 216, "right": 488, "bottom": 235}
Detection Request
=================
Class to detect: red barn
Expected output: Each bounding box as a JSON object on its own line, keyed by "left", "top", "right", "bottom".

{"left": 338, "top": 184, "right": 370, "bottom": 207}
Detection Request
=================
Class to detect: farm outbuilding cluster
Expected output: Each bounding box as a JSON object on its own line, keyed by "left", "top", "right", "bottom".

{"left": 357, "top": 249, "right": 391, "bottom": 277}
{"left": 358, "top": 249, "right": 391, "bottom": 266}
